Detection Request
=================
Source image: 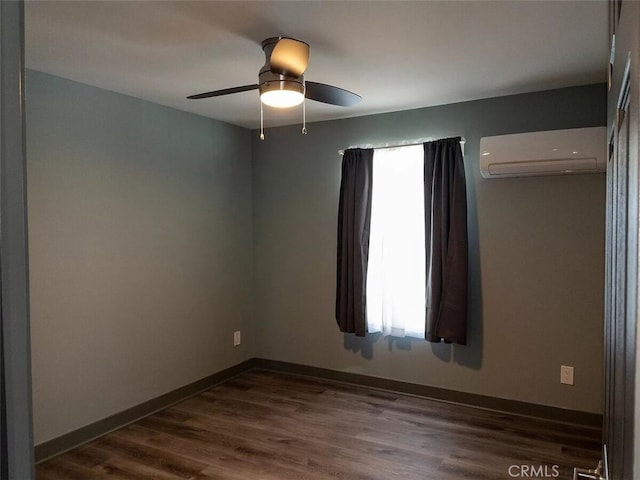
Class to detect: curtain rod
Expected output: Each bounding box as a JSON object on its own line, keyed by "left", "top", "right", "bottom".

{"left": 338, "top": 137, "right": 466, "bottom": 156}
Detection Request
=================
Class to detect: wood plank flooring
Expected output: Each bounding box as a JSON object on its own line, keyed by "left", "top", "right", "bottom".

{"left": 36, "top": 370, "right": 602, "bottom": 480}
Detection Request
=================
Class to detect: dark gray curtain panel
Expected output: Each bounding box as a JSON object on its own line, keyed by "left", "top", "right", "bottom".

{"left": 424, "top": 137, "right": 468, "bottom": 344}
{"left": 336, "top": 148, "right": 374, "bottom": 337}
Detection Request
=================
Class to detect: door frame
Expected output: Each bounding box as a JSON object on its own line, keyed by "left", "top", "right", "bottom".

{"left": 0, "top": 1, "right": 35, "bottom": 478}
{"left": 604, "top": 1, "right": 639, "bottom": 478}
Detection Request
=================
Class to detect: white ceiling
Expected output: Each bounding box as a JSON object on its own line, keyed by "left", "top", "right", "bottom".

{"left": 25, "top": 1, "right": 608, "bottom": 130}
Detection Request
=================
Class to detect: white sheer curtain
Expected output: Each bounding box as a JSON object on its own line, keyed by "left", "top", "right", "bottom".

{"left": 366, "top": 145, "right": 426, "bottom": 338}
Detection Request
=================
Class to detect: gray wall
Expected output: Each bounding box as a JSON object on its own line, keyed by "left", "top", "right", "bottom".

{"left": 251, "top": 84, "right": 606, "bottom": 414}
{"left": 26, "top": 71, "right": 254, "bottom": 445}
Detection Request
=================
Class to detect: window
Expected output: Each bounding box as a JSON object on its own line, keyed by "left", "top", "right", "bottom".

{"left": 335, "top": 137, "right": 468, "bottom": 344}
{"left": 366, "top": 145, "right": 426, "bottom": 338}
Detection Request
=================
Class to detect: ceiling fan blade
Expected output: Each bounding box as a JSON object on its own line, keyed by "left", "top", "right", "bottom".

{"left": 305, "top": 81, "right": 361, "bottom": 107}
{"left": 187, "top": 84, "right": 259, "bottom": 100}
{"left": 270, "top": 38, "right": 309, "bottom": 77}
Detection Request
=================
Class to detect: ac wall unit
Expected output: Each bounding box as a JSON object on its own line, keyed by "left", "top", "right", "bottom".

{"left": 479, "top": 127, "right": 607, "bottom": 178}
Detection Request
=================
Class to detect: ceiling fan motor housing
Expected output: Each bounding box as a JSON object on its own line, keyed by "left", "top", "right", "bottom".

{"left": 259, "top": 37, "right": 305, "bottom": 97}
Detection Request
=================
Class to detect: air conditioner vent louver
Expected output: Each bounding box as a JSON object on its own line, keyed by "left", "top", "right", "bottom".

{"left": 480, "top": 127, "right": 606, "bottom": 179}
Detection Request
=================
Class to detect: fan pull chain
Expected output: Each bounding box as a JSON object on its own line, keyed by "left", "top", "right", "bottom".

{"left": 302, "top": 91, "right": 307, "bottom": 135}
{"left": 260, "top": 102, "right": 265, "bottom": 140}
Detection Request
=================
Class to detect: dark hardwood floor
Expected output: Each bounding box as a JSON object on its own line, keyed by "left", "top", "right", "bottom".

{"left": 36, "top": 370, "right": 601, "bottom": 480}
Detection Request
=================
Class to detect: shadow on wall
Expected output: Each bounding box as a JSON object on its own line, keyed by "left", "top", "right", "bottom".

{"left": 343, "top": 334, "right": 420, "bottom": 356}
{"left": 343, "top": 333, "right": 378, "bottom": 360}
{"left": 343, "top": 311, "right": 483, "bottom": 369}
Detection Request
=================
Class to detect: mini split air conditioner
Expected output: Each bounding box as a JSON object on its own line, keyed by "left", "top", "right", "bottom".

{"left": 479, "top": 127, "right": 607, "bottom": 178}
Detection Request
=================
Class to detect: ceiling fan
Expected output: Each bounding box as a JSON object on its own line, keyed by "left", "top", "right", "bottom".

{"left": 187, "top": 36, "right": 361, "bottom": 137}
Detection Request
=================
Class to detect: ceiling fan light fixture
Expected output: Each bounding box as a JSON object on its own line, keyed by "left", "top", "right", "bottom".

{"left": 259, "top": 80, "right": 304, "bottom": 108}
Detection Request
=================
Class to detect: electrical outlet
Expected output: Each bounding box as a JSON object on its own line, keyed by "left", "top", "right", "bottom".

{"left": 233, "top": 331, "right": 241, "bottom": 347}
{"left": 560, "top": 365, "right": 574, "bottom": 385}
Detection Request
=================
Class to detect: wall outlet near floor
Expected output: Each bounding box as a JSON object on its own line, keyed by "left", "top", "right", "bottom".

{"left": 560, "top": 365, "right": 574, "bottom": 385}
{"left": 233, "top": 330, "right": 241, "bottom": 346}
